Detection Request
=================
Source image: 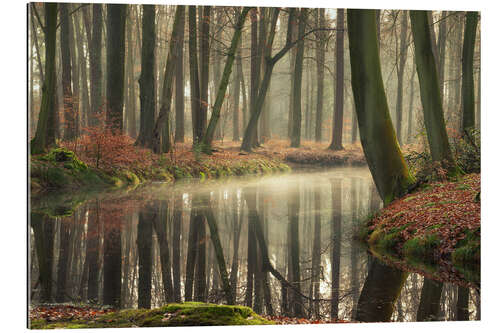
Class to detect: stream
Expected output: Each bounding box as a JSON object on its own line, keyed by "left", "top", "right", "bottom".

{"left": 29, "top": 167, "right": 480, "bottom": 322}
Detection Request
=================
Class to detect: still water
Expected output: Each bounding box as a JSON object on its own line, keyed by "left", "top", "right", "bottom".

{"left": 29, "top": 167, "right": 479, "bottom": 322}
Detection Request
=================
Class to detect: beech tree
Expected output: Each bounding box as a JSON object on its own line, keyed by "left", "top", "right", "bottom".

{"left": 461, "top": 11, "right": 479, "bottom": 134}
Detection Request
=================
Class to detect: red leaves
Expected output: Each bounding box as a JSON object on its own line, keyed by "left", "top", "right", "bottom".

{"left": 30, "top": 305, "right": 115, "bottom": 322}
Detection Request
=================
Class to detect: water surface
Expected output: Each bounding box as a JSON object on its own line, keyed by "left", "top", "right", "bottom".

{"left": 29, "top": 167, "right": 480, "bottom": 322}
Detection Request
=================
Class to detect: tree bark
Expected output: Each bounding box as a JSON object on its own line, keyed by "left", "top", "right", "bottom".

{"left": 31, "top": 3, "right": 57, "bottom": 154}
{"left": 395, "top": 10, "right": 408, "bottom": 144}
{"left": 347, "top": 9, "right": 415, "bottom": 205}
{"left": 410, "top": 10, "right": 459, "bottom": 175}
{"left": 105, "top": 4, "right": 127, "bottom": 133}
{"left": 329, "top": 9, "right": 345, "bottom": 150}
{"left": 88, "top": 4, "right": 103, "bottom": 128}
{"left": 174, "top": 8, "right": 186, "bottom": 143}
{"left": 290, "top": 8, "right": 307, "bottom": 148}
{"left": 188, "top": 6, "right": 203, "bottom": 144}
{"left": 135, "top": 5, "right": 156, "bottom": 147}
{"left": 461, "top": 11, "right": 479, "bottom": 133}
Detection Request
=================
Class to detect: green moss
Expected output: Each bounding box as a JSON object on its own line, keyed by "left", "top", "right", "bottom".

{"left": 402, "top": 233, "right": 440, "bottom": 263}
{"left": 29, "top": 302, "right": 274, "bottom": 329}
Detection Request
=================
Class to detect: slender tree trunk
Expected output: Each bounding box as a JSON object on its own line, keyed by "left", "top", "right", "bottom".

{"left": 135, "top": 5, "right": 156, "bottom": 147}
{"left": 407, "top": 59, "right": 417, "bottom": 143}
{"left": 185, "top": 203, "right": 199, "bottom": 301}
{"left": 105, "top": 4, "right": 127, "bottom": 133}
{"left": 330, "top": 179, "right": 342, "bottom": 318}
{"left": 250, "top": 8, "right": 260, "bottom": 147}
{"left": 288, "top": 187, "right": 304, "bottom": 317}
{"left": 125, "top": 13, "right": 137, "bottom": 138}
{"left": 347, "top": 9, "right": 415, "bottom": 205}
{"left": 329, "top": 9, "right": 345, "bottom": 150}
{"left": 461, "top": 11, "right": 479, "bottom": 133}
{"left": 188, "top": 6, "right": 203, "bottom": 144}
{"left": 31, "top": 3, "right": 57, "bottom": 154}
{"left": 74, "top": 12, "right": 90, "bottom": 130}
{"left": 232, "top": 46, "right": 241, "bottom": 141}
{"left": 172, "top": 194, "right": 182, "bottom": 302}
{"left": 154, "top": 201, "right": 174, "bottom": 303}
{"left": 174, "top": 8, "right": 186, "bottom": 143}
{"left": 151, "top": 5, "right": 185, "bottom": 154}
{"left": 198, "top": 6, "right": 211, "bottom": 143}
{"left": 202, "top": 7, "right": 250, "bottom": 149}
{"left": 314, "top": 8, "right": 326, "bottom": 142}
{"left": 88, "top": 4, "right": 103, "bottom": 127}
{"left": 290, "top": 9, "right": 307, "bottom": 148}
{"left": 437, "top": 11, "right": 447, "bottom": 97}
{"left": 395, "top": 10, "right": 408, "bottom": 144}
{"left": 410, "top": 10, "right": 460, "bottom": 175}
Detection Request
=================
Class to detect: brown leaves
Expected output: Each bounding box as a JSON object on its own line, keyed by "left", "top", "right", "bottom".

{"left": 30, "top": 305, "right": 116, "bottom": 322}
{"left": 263, "top": 315, "right": 351, "bottom": 325}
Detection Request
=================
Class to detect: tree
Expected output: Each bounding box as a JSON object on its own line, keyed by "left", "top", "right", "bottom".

{"left": 461, "top": 12, "right": 479, "bottom": 134}
{"left": 88, "top": 4, "right": 103, "bottom": 127}
{"left": 151, "top": 5, "right": 185, "bottom": 154}
{"left": 174, "top": 8, "right": 186, "bottom": 143}
{"left": 31, "top": 3, "right": 58, "bottom": 154}
{"left": 314, "top": 8, "right": 326, "bottom": 142}
{"left": 135, "top": 5, "right": 156, "bottom": 148}
{"left": 329, "top": 9, "right": 345, "bottom": 150}
{"left": 188, "top": 6, "right": 203, "bottom": 144}
{"left": 395, "top": 10, "right": 408, "bottom": 144}
{"left": 199, "top": 6, "right": 212, "bottom": 143}
{"left": 60, "top": 4, "right": 76, "bottom": 141}
{"left": 347, "top": 9, "right": 415, "bottom": 204}
{"left": 410, "top": 10, "right": 460, "bottom": 175}
{"left": 105, "top": 4, "right": 127, "bottom": 133}
{"left": 201, "top": 7, "right": 251, "bottom": 150}
{"left": 290, "top": 8, "right": 308, "bottom": 148}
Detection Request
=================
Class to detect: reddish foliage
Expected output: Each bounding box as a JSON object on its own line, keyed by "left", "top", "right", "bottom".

{"left": 369, "top": 173, "right": 480, "bottom": 260}
{"left": 29, "top": 305, "right": 116, "bottom": 322}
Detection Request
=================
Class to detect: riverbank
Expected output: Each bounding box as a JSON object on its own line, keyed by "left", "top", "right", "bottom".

{"left": 361, "top": 173, "right": 480, "bottom": 280}
{"left": 29, "top": 139, "right": 369, "bottom": 195}
{"left": 30, "top": 145, "right": 290, "bottom": 195}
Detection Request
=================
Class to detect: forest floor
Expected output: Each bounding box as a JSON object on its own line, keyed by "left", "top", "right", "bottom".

{"left": 28, "top": 303, "right": 350, "bottom": 328}
{"left": 362, "top": 173, "right": 480, "bottom": 286}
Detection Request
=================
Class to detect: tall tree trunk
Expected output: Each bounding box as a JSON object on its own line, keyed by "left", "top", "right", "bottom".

{"left": 249, "top": 8, "right": 260, "bottom": 148}
{"left": 125, "top": 12, "right": 137, "bottom": 138}
{"left": 154, "top": 201, "right": 174, "bottom": 303}
{"left": 188, "top": 6, "right": 203, "bottom": 144}
{"left": 311, "top": 188, "right": 321, "bottom": 318}
{"left": 198, "top": 6, "right": 211, "bottom": 143}
{"left": 315, "top": 8, "right": 326, "bottom": 142}
{"left": 88, "top": 4, "right": 103, "bottom": 128}
{"left": 135, "top": 5, "right": 156, "bottom": 147}
{"left": 347, "top": 9, "right": 415, "bottom": 205}
{"left": 437, "top": 11, "right": 448, "bottom": 97}
{"left": 329, "top": 9, "right": 345, "bottom": 150}
{"left": 395, "top": 10, "right": 408, "bottom": 144}
{"left": 330, "top": 179, "right": 342, "bottom": 318}
{"left": 185, "top": 203, "right": 199, "bottom": 301}
{"left": 232, "top": 45, "right": 242, "bottom": 141}
{"left": 105, "top": 4, "right": 127, "bottom": 133}
{"left": 151, "top": 5, "right": 185, "bottom": 154}
{"left": 103, "top": 224, "right": 122, "bottom": 308}
{"left": 174, "top": 8, "right": 186, "bottom": 143}
{"left": 74, "top": 11, "right": 90, "bottom": 130}
{"left": 410, "top": 10, "right": 460, "bottom": 175}
{"left": 31, "top": 3, "right": 57, "bottom": 154}
{"left": 407, "top": 59, "right": 417, "bottom": 143}
{"left": 290, "top": 9, "right": 307, "bottom": 148}
{"left": 461, "top": 11, "right": 479, "bottom": 134}
{"left": 288, "top": 187, "right": 304, "bottom": 317}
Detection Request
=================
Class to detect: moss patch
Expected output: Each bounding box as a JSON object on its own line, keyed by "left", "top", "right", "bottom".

{"left": 29, "top": 302, "right": 274, "bottom": 329}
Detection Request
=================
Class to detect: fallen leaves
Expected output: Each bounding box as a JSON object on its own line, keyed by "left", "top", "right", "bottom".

{"left": 29, "top": 305, "right": 116, "bottom": 322}
{"left": 262, "top": 315, "right": 351, "bottom": 325}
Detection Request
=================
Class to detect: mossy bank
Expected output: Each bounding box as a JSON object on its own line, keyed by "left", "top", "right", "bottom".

{"left": 360, "top": 174, "right": 480, "bottom": 282}
{"left": 30, "top": 147, "right": 290, "bottom": 195}
{"left": 29, "top": 302, "right": 274, "bottom": 329}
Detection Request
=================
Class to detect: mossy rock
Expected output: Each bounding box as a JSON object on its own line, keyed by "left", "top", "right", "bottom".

{"left": 29, "top": 302, "right": 274, "bottom": 329}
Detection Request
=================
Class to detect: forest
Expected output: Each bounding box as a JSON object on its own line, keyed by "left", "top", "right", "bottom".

{"left": 28, "top": 2, "right": 481, "bottom": 328}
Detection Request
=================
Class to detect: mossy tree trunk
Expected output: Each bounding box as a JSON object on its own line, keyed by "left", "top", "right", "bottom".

{"left": 135, "top": 5, "right": 156, "bottom": 148}
{"left": 410, "top": 10, "right": 460, "bottom": 175}
{"left": 461, "top": 12, "right": 479, "bottom": 134}
{"left": 329, "top": 9, "right": 345, "bottom": 150}
{"left": 201, "top": 7, "right": 251, "bottom": 150}
{"left": 105, "top": 4, "right": 127, "bottom": 133}
{"left": 151, "top": 5, "right": 185, "bottom": 154}
{"left": 31, "top": 3, "right": 57, "bottom": 154}
{"left": 347, "top": 9, "right": 415, "bottom": 205}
